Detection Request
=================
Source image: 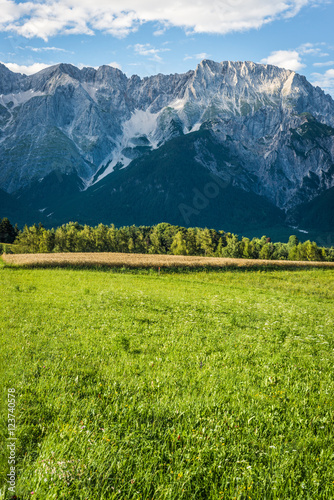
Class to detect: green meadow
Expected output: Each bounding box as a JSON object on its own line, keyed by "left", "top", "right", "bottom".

{"left": 1, "top": 261, "right": 334, "bottom": 499}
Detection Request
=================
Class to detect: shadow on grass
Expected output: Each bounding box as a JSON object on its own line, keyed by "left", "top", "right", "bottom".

{"left": 2, "top": 260, "right": 334, "bottom": 274}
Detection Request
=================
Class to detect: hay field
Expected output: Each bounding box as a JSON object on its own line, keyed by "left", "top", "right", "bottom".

{"left": 2, "top": 251, "right": 334, "bottom": 268}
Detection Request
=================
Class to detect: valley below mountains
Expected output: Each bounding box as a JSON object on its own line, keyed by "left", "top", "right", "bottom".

{"left": 0, "top": 59, "right": 334, "bottom": 243}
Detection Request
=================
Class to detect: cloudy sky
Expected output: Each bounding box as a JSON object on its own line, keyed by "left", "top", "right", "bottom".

{"left": 0, "top": 0, "right": 333, "bottom": 95}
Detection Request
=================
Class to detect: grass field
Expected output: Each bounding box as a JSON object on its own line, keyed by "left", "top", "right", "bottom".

{"left": 1, "top": 258, "right": 334, "bottom": 499}
{"left": 3, "top": 252, "right": 334, "bottom": 269}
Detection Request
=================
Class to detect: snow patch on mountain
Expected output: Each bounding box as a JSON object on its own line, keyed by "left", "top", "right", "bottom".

{"left": 282, "top": 72, "right": 295, "bottom": 96}
{"left": 123, "top": 109, "right": 159, "bottom": 148}
{"left": 87, "top": 109, "right": 159, "bottom": 186}
{"left": 0, "top": 90, "right": 46, "bottom": 107}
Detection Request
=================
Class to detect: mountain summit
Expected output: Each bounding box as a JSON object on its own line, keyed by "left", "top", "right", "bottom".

{"left": 0, "top": 60, "right": 334, "bottom": 235}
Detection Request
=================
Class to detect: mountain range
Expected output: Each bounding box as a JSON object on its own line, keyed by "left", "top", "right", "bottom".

{"left": 0, "top": 59, "right": 333, "bottom": 243}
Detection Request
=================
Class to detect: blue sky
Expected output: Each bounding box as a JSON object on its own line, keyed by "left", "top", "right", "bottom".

{"left": 0, "top": 0, "right": 334, "bottom": 95}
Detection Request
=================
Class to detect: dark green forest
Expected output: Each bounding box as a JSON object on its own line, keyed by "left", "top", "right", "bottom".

{"left": 1, "top": 218, "right": 333, "bottom": 261}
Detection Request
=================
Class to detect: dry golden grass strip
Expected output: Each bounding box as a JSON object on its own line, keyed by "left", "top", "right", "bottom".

{"left": 2, "top": 252, "right": 334, "bottom": 269}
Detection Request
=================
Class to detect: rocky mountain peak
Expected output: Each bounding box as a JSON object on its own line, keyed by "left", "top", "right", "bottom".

{"left": 0, "top": 59, "right": 334, "bottom": 220}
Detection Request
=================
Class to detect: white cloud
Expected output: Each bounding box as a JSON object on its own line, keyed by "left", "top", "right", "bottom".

{"left": 77, "top": 61, "right": 122, "bottom": 70}
{"left": 3, "top": 60, "right": 122, "bottom": 75}
{"left": 184, "top": 52, "right": 211, "bottom": 61}
{"left": 313, "top": 60, "right": 334, "bottom": 67}
{"left": 27, "top": 45, "right": 70, "bottom": 52}
{"left": 311, "top": 68, "right": 334, "bottom": 96}
{"left": 1, "top": 61, "right": 53, "bottom": 74}
{"left": 0, "top": 0, "right": 28, "bottom": 25}
{"left": 133, "top": 43, "right": 169, "bottom": 62}
{"left": 153, "top": 28, "right": 166, "bottom": 36}
{"left": 298, "top": 42, "right": 328, "bottom": 57}
{"left": 260, "top": 50, "right": 306, "bottom": 71}
{"left": 107, "top": 61, "right": 122, "bottom": 70}
{"left": 152, "top": 22, "right": 169, "bottom": 36}
{"left": 0, "top": 0, "right": 321, "bottom": 40}
{"left": 77, "top": 63, "right": 98, "bottom": 69}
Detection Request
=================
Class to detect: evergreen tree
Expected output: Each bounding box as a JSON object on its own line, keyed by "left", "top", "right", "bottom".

{"left": 94, "top": 223, "right": 110, "bottom": 252}
{"left": 54, "top": 226, "right": 68, "bottom": 252}
{"left": 242, "top": 238, "right": 254, "bottom": 259}
{"left": 272, "top": 242, "right": 288, "bottom": 260}
{"left": 259, "top": 242, "right": 274, "bottom": 260}
{"left": 0, "top": 218, "right": 17, "bottom": 243}
{"left": 197, "top": 228, "right": 214, "bottom": 256}
{"left": 304, "top": 241, "right": 322, "bottom": 261}
{"left": 170, "top": 231, "right": 188, "bottom": 255}
{"left": 288, "top": 235, "right": 299, "bottom": 248}
{"left": 65, "top": 223, "right": 81, "bottom": 252}
{"left": 118, "top": 227, "right": 130, "bottom": 253}
{"left": 107, "top": 225, "right": 118, "bottom": 252}
{"left": 39, "top": 229, "right": 55, "bottom": 253}
{"left": 15, "top": 224, "right": 42, "bottom": 253}
{"left": 134, "top": 229, "right": 148, "bottom": 254}
{"left": 149, "top": 223, "right": 176, "bottom": 254}
{"left": 128, "top": 237, "right": 135, "bottom": 253}
{"left": 326, "top": 247, "right": 334, "bottom": 262}
{"left": 250, "top": 237, "right": 262, "bottom": 259}
{"left": 288, "top": 245, "right": 300, "bottom": 261}
{"left": 186, "top": 228, "right": 198, "bottom": 256}
{"left": 221, "top": 234, "right": 242, "bottom": 258}
{"left": 215, "top": 238, "right": 224, "bottom": 257}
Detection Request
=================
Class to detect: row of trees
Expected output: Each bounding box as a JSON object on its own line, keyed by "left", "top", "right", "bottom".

{"left": 3, "top": 220, "right": 334, "bottom": 262}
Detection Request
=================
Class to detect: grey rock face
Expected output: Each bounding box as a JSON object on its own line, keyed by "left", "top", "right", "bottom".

{"left": 0, "top": 59, "right": 334, "bottom": 211}
{"left": 0, "top": 63, "right": 26, "bottom": 94}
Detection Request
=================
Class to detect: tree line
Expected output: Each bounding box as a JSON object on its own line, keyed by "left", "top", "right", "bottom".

{"left": 1, "top": 218, "right": 333, "bottom": 262}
